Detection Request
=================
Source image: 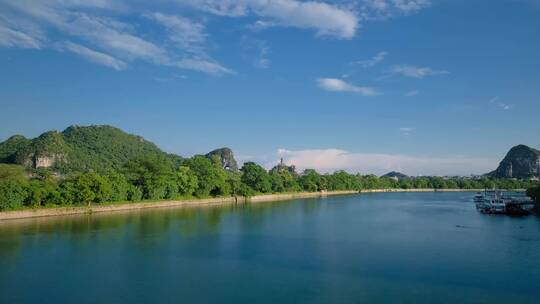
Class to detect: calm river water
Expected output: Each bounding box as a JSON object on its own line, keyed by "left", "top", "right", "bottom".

{"left": 1, "top": 192, "right": 539, "bottom": 303}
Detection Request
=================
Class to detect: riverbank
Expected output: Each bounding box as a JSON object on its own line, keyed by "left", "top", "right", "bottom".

{"left": 359, "top": 188, "right": 487, "bottom": 193}
{"left": 0, "top": 190, "right": 358, "bottom": 221}
{"left": 0, "top": 189, "right": 486, "bottom": 221}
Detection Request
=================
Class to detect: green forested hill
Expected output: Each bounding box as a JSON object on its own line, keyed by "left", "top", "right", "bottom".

{"left": 0, "top": 135, "right": 31, "bottom": 163}
{"left": 0, "top": 125, "right": 182, "bottom": 173}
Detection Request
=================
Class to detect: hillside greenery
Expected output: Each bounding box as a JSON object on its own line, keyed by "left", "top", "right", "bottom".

{"left": 0, "top": 135, "right": 31, "bottom": 163}
{"left": 0, "top": 125, "right": 181, "bottom": 173}
{"left": 1, "top": 125, "right": 539, "bottom": 211}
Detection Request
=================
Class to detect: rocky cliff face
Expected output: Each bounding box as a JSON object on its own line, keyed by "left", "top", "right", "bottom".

{"left": 206, "top": 148, "right": 238, "bottom": 171}
{"left": 489, "top": 145, "right": 540, "bottom": 179}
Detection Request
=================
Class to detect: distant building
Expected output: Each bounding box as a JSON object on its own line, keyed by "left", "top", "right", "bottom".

{"left": 270, "top": 158, "right": 297, "bottom": 175}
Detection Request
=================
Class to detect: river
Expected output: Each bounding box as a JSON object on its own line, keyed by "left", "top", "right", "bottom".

{"left": 1, "top": 192, "right": 539, "bottom": 303}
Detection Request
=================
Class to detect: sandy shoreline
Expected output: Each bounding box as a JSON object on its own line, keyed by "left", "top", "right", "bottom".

{"left": 0, "top": 189, "right": 483, "bottom": 221}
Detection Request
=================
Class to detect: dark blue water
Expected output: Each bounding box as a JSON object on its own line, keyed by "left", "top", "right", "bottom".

{"left": 1, "top": 192, "right": 539, "bottom": 303}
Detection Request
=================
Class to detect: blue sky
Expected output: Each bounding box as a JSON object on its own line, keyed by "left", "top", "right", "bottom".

{"left": 1, "top": 0, "right": 539, "bottom": 176}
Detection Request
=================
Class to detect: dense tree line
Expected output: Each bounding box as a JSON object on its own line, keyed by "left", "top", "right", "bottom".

{"left": 0, "top": 160, "right": 538, "bottom": 211}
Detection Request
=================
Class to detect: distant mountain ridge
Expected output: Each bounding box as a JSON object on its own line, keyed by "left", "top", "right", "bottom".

{"left": 489, "top": 145, "right": 540, "bottom": 179}
{"left": 0, "top": 125, "right": 240, "bottom": 175}
{"left": 0, "top": 125, "right": 182, "bottom": 173}
{"left": 382, "top": 171, "right": 410, "bottom": 180}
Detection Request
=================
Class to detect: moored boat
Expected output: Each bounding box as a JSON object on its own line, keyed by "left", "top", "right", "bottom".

{"left": 473, "top": 190, "right": 535, "bottom": 215}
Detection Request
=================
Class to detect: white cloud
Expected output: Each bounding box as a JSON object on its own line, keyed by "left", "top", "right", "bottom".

{"left": 1, "top": 1, "right": 167, "bottom": 61}
{"left": 405, "top": 90, "right": 419, "bottom": 96}
{"left": 63, "top": 41, "right": 127, "bottom": 70}
{"left": 392, "top": 0, "right": 431, "bottom": 14}
{"left": 0, "top": 0, "right": 232, "bottom": 75}
{"left": 399, "top": 127, "right": 415, "bottom": 137}
{"left": 242, "top": 37, "right": 271, "bottom": 69}
{"left": 172, "top": 58, "right": 234, "bottom": 75}
{"left": 153, "top": 74, "right": 188, "bottom": 82}
{"left": 255, "top": 57, "right": 271, "bottom": 69}
{"left": 489, "top": 96, "right": 513, "bottom": 111}
{"left": 0, "top": 0, "right": 428, "bottom": 73}
{"left": 365, "top": 0, "right": 391, "bottom": 11}
{"left": 317, "top": 78, "right": 380, "bottom": 96}
{"left": 255, "top": 43, "right": 271, "bottom": 69}
{"left": 361, "top": 0, "right": 431, "bottom": 19}
{"left": 0, "top": 13, "right": 46, "bottom": 49}
{"left": 275, "top": 148, "right": 496, "bottom": 176}
{"left": 184, "top": 0, "right": 360, "bottom": 39}
{"left": 0, "top": 23, "right": 42, "bottom": 49}
{"left": 146, "top": 12, "right": 207, "bottom": 55}
{"left": 353, "top": 51, "right": 388, "bottom": 67}
{"left": 69, "top": 15, "right": 167, "bottom": 62}
{"left": 399, "top": 127, "right": 414, "bottom": 132}
{"left": 387, "top": 64, "right": 449, "bottom": 78}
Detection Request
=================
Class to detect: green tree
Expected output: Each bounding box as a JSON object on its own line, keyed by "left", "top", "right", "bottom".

{"left": 105, "top": 171, "right": 131, "bottom": 202}
{"left": 127, "top": 185, "right": 143, "bottom": 202}
{"left": 184, "top": 155, "right": 230, "bottom": 197}
{"left": 269, "top": 170, "right": 285, "bottom": 192}
{"left": 0, "top": 164, "right": 27, "bottom": 182}
{"left": 69, "top": 172, "right": 113, "bottom": 205}
{"left": 240, "top": 162, "right": 272, "bottom": 193}
{"left": 176, "top": 166, "right": 198, "bottom": 196}
{"left": 326, "top": 171, "right": 359, "bottom": 191}
{"left": 25, "top": 178, "right": 59, "bottom": 207}
{"left": 0, "top": 180, "right": 27, "bottom": 210}
{"left": 298, "top": 169, "right": 324, "bottom": 192}
{"left": 123, "top": 156, "right": 175, "bottom": 200}
{"left": 269, "top": 166, "right": 300, "bottom": 193}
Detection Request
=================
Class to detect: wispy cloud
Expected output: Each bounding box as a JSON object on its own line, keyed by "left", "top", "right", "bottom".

{"left": 0, "top": 23, "right": 42, "bottom": 49}
{"left": 153, "top": 74, "right": 188, "bottom": 82}
{"left": 387, "top": 64, "right": 449, "bottom": 78}
{"left": 254, "top": 45, "right": 271, "bottom": 69}
{"left": 171, "top": 58, "right": 234, "bottom": 75}
{"left": 0, "top": 0, "right": 232, "bottom": 75}
{"left": 405, "top": 90, "right": 419, "bottom": 96}
{"left": 317, "top": 78, "right": 380, "bottom": 96}
{"left": 399, "top": 127, "right": 415, "bottom": 137}
{"left": 185, "top": 0, "right": 360, "bottom": 39}
{"left": 63, "top": 41, "right": 127, "bottom": 70}
{"left": 274, "top": 148, "right": 496, "bottom": 176}
{"left": 361, "top": 0, "right": 431, "bottom": 19}
{"left": 0, "top": 1, "right": 430, "bottom": 74}
{"left": 393, "top": 0, "right": 432, "bottom": 14}
{"left": 241, "top": 37, "right": 271, "bottom": 69}
{"left": 0, "top": 13, "right": 45, "bottom": 49}
{"left": 352, "top": 51, "right": 388, "bottom": 68}
{"left": 489, "top": 96, "right": 513, "bottom": 111}
{"left": 145, "top": 12, "right": 207, "bottom": 55}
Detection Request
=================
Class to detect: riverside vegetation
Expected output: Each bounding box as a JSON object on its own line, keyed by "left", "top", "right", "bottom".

{"left": 0, "top": 125, "right": 538, "bottom": 211}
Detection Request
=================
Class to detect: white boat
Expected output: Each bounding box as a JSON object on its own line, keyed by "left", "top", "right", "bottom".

{"left": 473, "top": 190, "right": 535, "bottom": 215}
